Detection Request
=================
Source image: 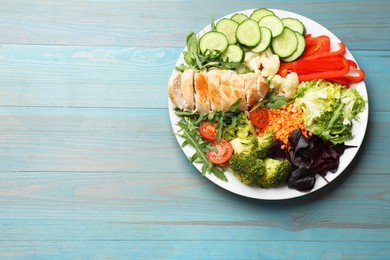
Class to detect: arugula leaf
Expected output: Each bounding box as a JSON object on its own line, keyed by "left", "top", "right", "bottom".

{"left": 250, "top": 91, "right": 293, "bottom": 111}
{"left": 174, "top": 99, "right": 242, "bottom": 181}
{"left": 176, "top": 114, "right": 228, "bottom": 181}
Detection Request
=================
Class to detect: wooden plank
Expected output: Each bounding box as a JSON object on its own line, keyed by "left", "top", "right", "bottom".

{"left": 0, "top": 241, "right": 389, "bottom": 259}
{"left": 0, "top": 45, "right": 181, "bottom": 108}
{"left": 0, "top": 0, "right": 389, "bottom": 50}
{"left": 0, "top": 108, "right": 388, "bottom": 174}
{"left": 0, "top": 45, "right": 387, "bottom": 110}
{"left": 0, "top": 171, "right": 389, "bottom": 242}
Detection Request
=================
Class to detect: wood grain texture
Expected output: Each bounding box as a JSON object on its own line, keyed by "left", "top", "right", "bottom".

{"left": 0, "top": 171, "right": 389, "bottom": 241}
{"left": 0, "top": 241, "right": 389, "bottom": 259}
{"left": 0, "top": 0, "right": 389, "bottom": 258}
{"left": 0, "top": 0, "right": 389, "bottom": 50}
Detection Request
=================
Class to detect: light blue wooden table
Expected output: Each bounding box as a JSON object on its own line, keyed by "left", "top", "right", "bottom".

{"left": 0, "top": 0, "right": 389, "bottom": 259}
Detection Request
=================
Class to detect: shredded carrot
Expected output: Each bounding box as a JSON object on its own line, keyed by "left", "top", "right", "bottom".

{"left": 258, "top": 103, "right": 309, "bottom": 145}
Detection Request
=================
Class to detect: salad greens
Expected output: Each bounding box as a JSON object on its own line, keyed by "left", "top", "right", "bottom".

{"left": 176, "top": 32, "right": 249, "bottom": 72}
{"left": 175, "top": 99, "right": 242, "bottom": 181}
{"left": 295, "top": 80, "right": 366, "bottom": 144}
{"left": 286, "top": 128, "right": 356, "bottom": 191}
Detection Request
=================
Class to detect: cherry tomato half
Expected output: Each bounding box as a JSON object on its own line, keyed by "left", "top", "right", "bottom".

{"left": 249, "top": 106, "right": 269, "bottom": 129}
{"left": 206, "top": 139, "right": 233, "bottom": 165}
{"left": 198, "top": 120, "right": 218, "bottom": 141}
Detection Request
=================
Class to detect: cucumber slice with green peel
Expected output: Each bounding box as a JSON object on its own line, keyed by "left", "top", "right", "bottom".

{"left": 282, "top": 31, "right": 306, "bottom": 62}
{"left": 282, "top": 17, "right": 305, "bottom": 35}
{"left": 216, "top": 18, "right": 239, "bottom": 44}
{"left": 220, "top": 44, "right": 244, "bottom": 62}
{"left": 231, "top": 13, "right": 248, "bottom": 24}
{"left": 258, "top": 15, "right": 284, "bottom": 37}
{"left": 250, "top": 8, "right": 275, "bottom": 22}
{"left": 251, "top": 27, "right": 272, "bottom": 53}
{"left": 199, "top": 31, "right": 229, "bottom": 58}
{"left": 271, "top": 27, "right": 298, "bottom": 58}
{"left": 236, "top": 19, "right": 261, "bottom": 47}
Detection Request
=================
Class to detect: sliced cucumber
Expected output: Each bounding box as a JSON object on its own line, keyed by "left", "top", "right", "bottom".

{"left": 251, "top": 27, "right": 272, "bottom": 53}
{"left": 220, "top": 44, "right": 244, "bottom": 62}
{"left": 282, "top": 17, "right": 305, "bottom": 35}
{"left": 282, "top": 31, "right": 306, "bottom": 62}
{"left": 231, "top": 13, "right": 248, "bottom": 24}
{"left": 250, "top": 8, "right": 275, "bottom": 22}
{"left": 199, "top": 31, "right": 229, "bottom": 58}
{"left": 258, "top": 15, "right": 284, "bottom": 37}
{"left": 236, "top": 19, "right": 261, "bottom": 47}
{"left": 216, "top": 18, "right": 239, "bottom": 45}
{"left": 271, "top": 27, "right": 298, "bottom": 58}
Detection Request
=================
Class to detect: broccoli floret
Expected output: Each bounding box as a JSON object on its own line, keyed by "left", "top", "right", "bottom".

{"left": 257, "top": 158, "right": 292, "bottom": 188}
{"left": 229, "top": 153, "right": 266, "bottom": 185}
{"left": 253, "top": 130, "right": 275, "bottom": 159}
{"left": 230, "top": 130, "right": 275, "bottom": 159}
{"left": 229, "top": 136, "right": 258, "bottom": 155}
{"left": 223, "top": 112, "right": 256, "bottom": 141}
{"left": 225, "top": 119, "right": 279, "bottom": 186}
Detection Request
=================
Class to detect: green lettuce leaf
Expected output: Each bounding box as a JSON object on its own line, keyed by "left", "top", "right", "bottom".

{"left": 296, "top": 80, "right": 366, "bottom": 144}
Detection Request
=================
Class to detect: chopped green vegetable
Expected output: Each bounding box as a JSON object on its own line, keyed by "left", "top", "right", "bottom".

{"left": 257, "top": 158, "right": 292, "bottom": 188}
{"left": 222, "top": 112, "right": 255, "bottom": 141}
{"left": 254, "top": 130, "right": 275, "bottom": 159}
{"left": 229, "top": 136, "right": 258, "bottom": 155}
{"left": 295, "top": 80, "right": 366, "bottom": 144}
{"left": 229, "top": 153, "right": 265, "bottom": 185}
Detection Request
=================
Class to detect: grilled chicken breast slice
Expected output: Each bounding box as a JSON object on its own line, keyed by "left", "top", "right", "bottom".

{"left": 243, "top": 73, "right": 262, "bottom": 108}
{"left": 220, "top": 70, "right": 235, "bottom": 111}
{"left": 257, "top": 74, "right": 269, "bottom": 100}
{"left": 230, "top": 72, "right": 247, "bottom": 111}
{"left": 168, "top": 71, "right": 185, "bottom": 110}
{"left": 207, "top": 68, "right": 222, "bottom": 112}
{"left": 194, "top": 71, "right": 210, "bottom": 113}
{"left": 181, "top": 69, "right": 195, "bottom": 111}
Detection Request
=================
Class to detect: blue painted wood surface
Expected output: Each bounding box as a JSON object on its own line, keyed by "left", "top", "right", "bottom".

{"left": 0, "top": 0, "right": 389, "bottom": 259}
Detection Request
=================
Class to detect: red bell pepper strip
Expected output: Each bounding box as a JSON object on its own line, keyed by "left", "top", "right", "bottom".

{"left": 300, "top": 35, "right": 331, "bottom": 58}
{"left": 302, "top": 42, "right": 346, "bottom": 60}
{"left": 347, "top": 59, "right": 358, "bottom": 69}
{"left": 329, "top": 77, "right": 351, "bottom": 86}
{"left": 278, "top": 55, "right": 346, "bottom": 77}
{"left": 343, "top": 69, "right": 365, "bottom": 83}
{"left": 304, "top": 34, "right": 316, "bottom": 45}
{"left": 282, "top": 56, "right": 345, "bottom": 71}
{"left": 298, "top": 56, "right": 350, "bottom": 82}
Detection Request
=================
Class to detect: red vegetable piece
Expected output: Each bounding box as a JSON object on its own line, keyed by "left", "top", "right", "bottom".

{"left": 343, "top": 69, "right": 365, "bottom": 83}
{"left": 347, "top": 59, "right": 358, "bottom": 69}
{"left": 198, "top": 120, "right": 218, "bottom": 141}
{"left": 298, "top": 56, "right": 350, "bottom": 82}
{"left": 205, "top": 139, "right": 233, "bottom": 165}
{"left": 300, "top": 35, "right": 330, "bottom": 58}
{"left": 302, "top": 42, "right": 346, "bottom": 60}
{"left": 304, "top": 34, "right": 316, "bottom": 46}
{"left": 249, "top": 106, "right": 269, "bottom": 129}
{"left": 329, "top": 77, "right": 350, "bottom": 86}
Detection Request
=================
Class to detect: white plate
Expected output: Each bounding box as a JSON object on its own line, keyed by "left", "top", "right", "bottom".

{"left": 168, "top": 9, "right": 369, "bottom": 200}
